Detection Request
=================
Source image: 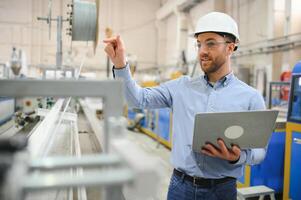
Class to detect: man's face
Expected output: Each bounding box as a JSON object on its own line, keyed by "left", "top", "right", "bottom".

{"left": 196, "top": 32, "right": 232, "bottom": 74}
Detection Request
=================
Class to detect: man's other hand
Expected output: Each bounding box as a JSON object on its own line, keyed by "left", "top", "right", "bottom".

{"left": 201, "top": 138, "right": 241, "bottom": 162}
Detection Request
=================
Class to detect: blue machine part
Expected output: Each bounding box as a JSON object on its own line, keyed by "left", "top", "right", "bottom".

{"left": 127, "top": 109, "right": 136, "bottom": 121}
{"left": 158, "top": 108, "right": 171, "bottom": 141}
{"left": 142, "top": 109, "right": 157, "bottom": 132}
{"left": 288, "top": 75, "right": 301, "bottom": 122}
{"left": 288, "top": 61, "right": 301, "bottom": 123}
{"left": 250, "top": 131, "right": 286, "bottom": 193}
{"left": 289, "top": 132, "right": 301, "bottom": 199}
{"left": 0, "top": 97, "right": 15, "bottom": 125}
{"left": 238, "top": 171, "right": 245, "bottom": 184}
{"left": 127, "top": 108, "right": 145, "bottom": 127}
{"left": 292, "top": 61, "right": 301, "bottom": 74}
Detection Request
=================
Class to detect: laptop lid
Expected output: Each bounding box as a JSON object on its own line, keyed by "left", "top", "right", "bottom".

{"left": 192, "top": 110, "right": 279, "bottom": 152}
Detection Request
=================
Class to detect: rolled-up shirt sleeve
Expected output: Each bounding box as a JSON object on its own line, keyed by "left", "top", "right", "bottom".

{"left": 234, "top": 148, "right": 267, "bottom": 165}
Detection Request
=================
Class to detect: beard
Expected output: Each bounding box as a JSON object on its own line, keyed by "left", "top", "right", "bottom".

{"left": 199, "top": 54, "right": 226, "bottom": 74}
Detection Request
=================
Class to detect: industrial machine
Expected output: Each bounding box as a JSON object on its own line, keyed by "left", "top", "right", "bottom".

{"left": 127, "top": 105, "right": 172, "bottom": 149}
{"left": 35, "top": 0, "right": 99, "bottom": 82}
{"left": 139, "top": 108, "right": 172, "bottom": 149}
{"left": 0, "top": 79, "right": 161, "bottom": 200}
{"left": 283, "top": 61, "right": 301, "bottom": 200}
{"left": 268, "top": 81, "right": 291, "bottom": 119}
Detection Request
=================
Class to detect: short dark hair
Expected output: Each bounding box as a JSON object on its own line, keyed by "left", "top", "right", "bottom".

{"left": 215, "top": 32, "right": 238, "bottom": 51}
{"left": 215, "top": 32, "right": 236, "bottom": 43}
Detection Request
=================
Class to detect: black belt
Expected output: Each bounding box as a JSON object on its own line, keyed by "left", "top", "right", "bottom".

{"left": 173, "top": 169, "right": 236, "bottom": 187}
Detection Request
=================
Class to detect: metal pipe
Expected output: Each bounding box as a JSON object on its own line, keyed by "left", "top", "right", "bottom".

{"left": 56, "top": 16, "right": 63, "bottom": 68}
{"left": 233, "top": 33, "right": 301, "bottom": 58}
{"left": 23, "top": 169, "right": 134, "bottom": 191}
{"left": 69, "top": 120, "right": 74, "bottom": 200}
{"left": 282, "top": 0, "right": 292, "bottom": 71}
{"left": 30, "top": 154, "right": 121, "bottom": 170}
{"left": 72, "top": 120, "right": 87, "bottom": 200}
{"left": 0, "top": 79, "right": 123, "bottom": 117}
{"left": 284, "top": 0, "right": 291, "bottom": 36}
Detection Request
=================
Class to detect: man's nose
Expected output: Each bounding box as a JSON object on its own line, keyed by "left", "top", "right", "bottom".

{"left": 198, "top": 47, "right": 209, "bottom": 56}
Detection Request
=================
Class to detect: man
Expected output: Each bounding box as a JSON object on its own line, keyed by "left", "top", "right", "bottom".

{"left": 104, "top": 12, "right": 266, "bottom": 200}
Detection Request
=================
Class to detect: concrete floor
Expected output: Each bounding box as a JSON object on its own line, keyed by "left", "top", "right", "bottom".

{"left": 124, "top": 130, "right": 173, "bottom": 200}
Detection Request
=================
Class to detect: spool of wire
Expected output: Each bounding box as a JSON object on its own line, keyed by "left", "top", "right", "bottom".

{"left": 71, "top": 0, "right": 97, "bottom": 42}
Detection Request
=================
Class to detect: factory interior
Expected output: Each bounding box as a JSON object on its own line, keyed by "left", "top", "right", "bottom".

{"left": 0, "top": 0, "right": 301, "bottom": 199}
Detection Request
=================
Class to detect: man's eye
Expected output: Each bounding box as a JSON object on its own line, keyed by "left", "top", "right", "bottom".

{"left": 206, "top": 42, "right": 216, "bottom": 47}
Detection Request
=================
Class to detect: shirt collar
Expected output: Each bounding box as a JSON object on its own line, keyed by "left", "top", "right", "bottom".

{"left": 202, "top": 72, "right": 234, "bottom": 88}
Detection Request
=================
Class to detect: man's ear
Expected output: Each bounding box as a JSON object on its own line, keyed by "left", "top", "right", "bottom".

{"left": 227, "top": 43, "right": 235, "bottom": 55}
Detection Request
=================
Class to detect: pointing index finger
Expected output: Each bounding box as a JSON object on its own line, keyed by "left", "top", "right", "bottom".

{"left": 103, "top": 37, "right": 117, "bottom": 44}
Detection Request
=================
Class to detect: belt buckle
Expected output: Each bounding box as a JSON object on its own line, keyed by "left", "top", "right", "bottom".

{"left": 193, "top": 177, "right": 197, "bottom": 186}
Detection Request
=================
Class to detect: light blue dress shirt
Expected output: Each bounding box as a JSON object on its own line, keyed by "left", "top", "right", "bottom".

{"left": 114, "top": 64, "right": 266, "bottom": 179}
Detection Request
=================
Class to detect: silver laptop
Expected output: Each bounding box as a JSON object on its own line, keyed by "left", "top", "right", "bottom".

{"left": 192, "top": 110, "right": 278, "bottom": 152}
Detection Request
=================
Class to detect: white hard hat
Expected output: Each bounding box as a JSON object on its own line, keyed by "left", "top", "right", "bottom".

{"left": 194, "top": 12, "right": 240, "bottom": 42}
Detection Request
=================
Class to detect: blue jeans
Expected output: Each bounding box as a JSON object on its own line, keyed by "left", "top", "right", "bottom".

{"left": 167, "top": 173, "right": 237, "bottom": 200}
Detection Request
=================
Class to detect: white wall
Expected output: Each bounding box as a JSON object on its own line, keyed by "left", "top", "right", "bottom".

{"left": 227, "top": 0, "right": 273, "bottom": 87}
{"left": 0, "top": 0, "right": 33, "bottom": 64}
{"left": 0, "top": 0, "right": 160, "bottom": 78}
{"left": 289, "top": 0, "right": 301, "bottom": 67}
{"left": 116, "top": 0, "right": 160, "bottom": 69}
